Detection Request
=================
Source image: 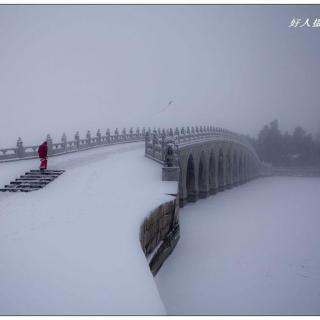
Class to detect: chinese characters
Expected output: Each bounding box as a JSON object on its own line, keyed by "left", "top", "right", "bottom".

{"left": 289, "top": 18, "right": 320, "bottom": 28}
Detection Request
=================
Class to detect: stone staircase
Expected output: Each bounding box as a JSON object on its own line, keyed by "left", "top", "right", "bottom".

{"left": 0, "top": 170, "right": 65, "bottom": 192}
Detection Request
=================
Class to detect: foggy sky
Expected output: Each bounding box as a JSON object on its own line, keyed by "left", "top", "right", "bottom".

{"left": 0, "top": 5, "right": 319, "bottom": 147}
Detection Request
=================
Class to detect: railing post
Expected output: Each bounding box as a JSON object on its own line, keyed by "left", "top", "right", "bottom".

{"left": 174, "top": 127, "right": 180, "bottom": 144}
{"left": 191, "top": 126, "right": 195, "bottom": 140}
{"left": 186, "top": 126, "right": 191, "bottom": 141}
{"left": 106, "top": 129, "right": 110, "bottom": 144}
{"left": 180, "top": 127, "right": 185, "bottom": 142}
{"left": 47, "top": 134, "right": 53, "bottom": 155}
{"left": 122, "top": 128, "right": 127, "bottom": 141}
{"left": 16, "top": 137, "right": 24, "bottom": 158}
{"left": 61, "top": 133, "right": 67, "bottom": 151}
{"left": 145, "top": 130, "right": 150, "bottom": 154}
{"left": 152, "top": 132, "right": 157, "bottom": 158}
{"left": 75, "top": 131, "right": 80, "bottom": 149}
{"left": 115, "top": 128, "right": 119, "bottom": 142}
{"left": 86, "top": 130, "right": 91, "bottom": 146}
{"left": 161, "top": 131, "right": 166, "bottom": 162}
{"left": 96, "top": 129, "right": 101, "bottom": 145}
{"left": 130, "top": 127, "right": 134, "bottom": 140}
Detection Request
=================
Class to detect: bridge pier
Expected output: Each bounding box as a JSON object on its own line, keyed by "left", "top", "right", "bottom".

{"left": 199, "top": 190, "right": 209, "bottom": 199}
{"left": 187, "top": 193, "right": 198, "bottom": 203}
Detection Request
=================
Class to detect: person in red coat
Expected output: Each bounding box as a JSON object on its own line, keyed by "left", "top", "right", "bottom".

{"left": 38, "top": 141, "right": 48, "bottom": 172}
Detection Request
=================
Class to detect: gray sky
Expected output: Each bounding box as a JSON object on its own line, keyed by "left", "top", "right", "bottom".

{"left": 0, "top": 5, "right": 319, "bottom": 147}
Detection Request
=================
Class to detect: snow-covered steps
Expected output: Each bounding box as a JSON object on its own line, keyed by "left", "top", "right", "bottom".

{"left": 0, "top": 169, "right": 65, "bottom": 192}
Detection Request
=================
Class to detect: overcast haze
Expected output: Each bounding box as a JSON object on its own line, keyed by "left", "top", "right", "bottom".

{"left": 0, "top": 4, "right": 319, "bottom": 147}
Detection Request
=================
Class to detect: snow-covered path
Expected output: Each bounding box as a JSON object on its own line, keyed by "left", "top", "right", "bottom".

{"left": 156, "top": 177, "right": 320, "bottom": 315}
{"left": 0, "top": 142, "right": 176, "bottom": 315}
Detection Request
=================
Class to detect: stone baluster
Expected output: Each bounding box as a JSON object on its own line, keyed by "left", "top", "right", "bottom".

{"left": 136, "top": 127, "right": 140, "bottom": 138}
{"left": 61, "top": 132, "right": 67, "bottom": 151}
{"left": 86, "top": 130, "right": 91, "bottom": 146}
{"left": 106, "top": 129, "right": 110, "bottom": 143}
{"left": 96, "top": 129, "right": 101, "bottom": 144}
{"left": 142, "top": 127, "right": 146, "bottom": 137}
{"left": 161, "top": 132, "right": 166, "bottom": 161}
{"left": 169, "top": 128, "right": 173, "bottom": 136}
{"left": 181, "top": 127, "right": 185, "bottom": 142}
{"left": 186, "top": 126, "right": 191, "bottom": 141}
{"left": 145, "top": 129, "right": 150, "bottom": 154}
{"left": 174, "top": 127, "right": 180, "bottom": 144}
{"left": 195, "top": 126, "right": 199, "bottom": 138}
{"left": 122, "top": 128, "right": 126, "bottom": 141}
{"left": 115, "top": 128, "right": 119, "bottom": 142}
{"left": 16, "top": 137, "right": 24, "bottom": 158}
{"left": 153, "top": 128, "right": 157, "bottom": 138}
{"left": 191, "top": 126, "right": 195, "bottom": 140}
{"left": 152, "top": 132, "right": 157, "bottom": 157}
{"left": 46, "top": 134, "right": 53, "bottom": 155}
{"left": 75, "top": 131, "right": 80, "bottom": 149}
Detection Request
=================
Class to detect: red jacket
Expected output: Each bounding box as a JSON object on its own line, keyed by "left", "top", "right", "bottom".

{"left": 38, "top": 142, "right": 48, "bottom": 159}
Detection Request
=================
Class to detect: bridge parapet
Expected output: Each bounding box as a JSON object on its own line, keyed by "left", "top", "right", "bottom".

{"left": 145, "top": 125, "right": 272, "bottom": 207}
{"left": 0, "top": 127, "right": 146, "bottom": 162}
{"left": 145, "top": 125, "right": 260, "bottom": 164}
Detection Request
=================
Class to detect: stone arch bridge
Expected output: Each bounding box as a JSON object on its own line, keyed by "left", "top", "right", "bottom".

{"left": 145, "top": 125, "right": 271, "bottom": 207}
{"left": 0, "top": 124, "right": 271, "bottom": 207}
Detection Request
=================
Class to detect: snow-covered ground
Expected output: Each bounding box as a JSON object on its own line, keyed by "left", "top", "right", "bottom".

{"left": 0, "top": 142, "right": 177, "bottom": 315}
{"left": 156, "top": 177, "right": 320, "bottom": 315}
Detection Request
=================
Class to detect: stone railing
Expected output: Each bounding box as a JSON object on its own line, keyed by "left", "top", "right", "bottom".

{"left": 0, "top": 128, "right": 147, "bottom": 162}
{"left": 145, "top": 125, "right": 260, "bottom": 165}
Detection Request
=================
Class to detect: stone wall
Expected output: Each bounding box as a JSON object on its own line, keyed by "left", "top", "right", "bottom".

{"left": 140, "top": 193, "right": 180, "bottom": 276}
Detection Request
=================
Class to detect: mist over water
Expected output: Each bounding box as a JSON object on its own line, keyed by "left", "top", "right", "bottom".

{"left": 0, "top": 5, "right": 320, "bottom": 147}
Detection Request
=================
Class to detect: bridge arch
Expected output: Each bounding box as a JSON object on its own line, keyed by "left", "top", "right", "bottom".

{"left": 209, "top": 150, "right": 217, "bottom": 194}
{"left": 186, "top": 154, "right": 197, "bottom": 202}
{"left": 198, "top": 151, "right": 209, "bottom": 198}
{"left": 168, "top": 134, "right": 263, "bottom": 207}
{"left": 218, "top": 148, "right": 225, "bottom": 191}
{"left": 238, "top": 153, "right": 243, "bottom": 184}
{"left": 225, "top": 148, "right": 232, "bottom": 188}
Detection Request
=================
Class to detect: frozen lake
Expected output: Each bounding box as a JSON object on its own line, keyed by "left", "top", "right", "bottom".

{"left": 156, "top": 177, "right": 320, "bottom": 315}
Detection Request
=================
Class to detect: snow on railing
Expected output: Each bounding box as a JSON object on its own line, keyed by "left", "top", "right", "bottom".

{"left": 0, "top": 128, "right": 147, "bottom": 162}
{"left": 145, "top": 125, "right": 261, "bottom": 165}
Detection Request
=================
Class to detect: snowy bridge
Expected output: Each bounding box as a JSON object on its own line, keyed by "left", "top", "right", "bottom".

{"left": 145, "top": 126, "right": 271, "bottom": 207}
{"left": 0, "top": 125, "right": 271, "bottom": 315}
{"left": 0, "top": 125, "right": 271, "bottom": 203}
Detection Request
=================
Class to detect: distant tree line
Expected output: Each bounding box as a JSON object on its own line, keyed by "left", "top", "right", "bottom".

{"left": 246, "top": 120, "right": 320, "bottom": 167}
